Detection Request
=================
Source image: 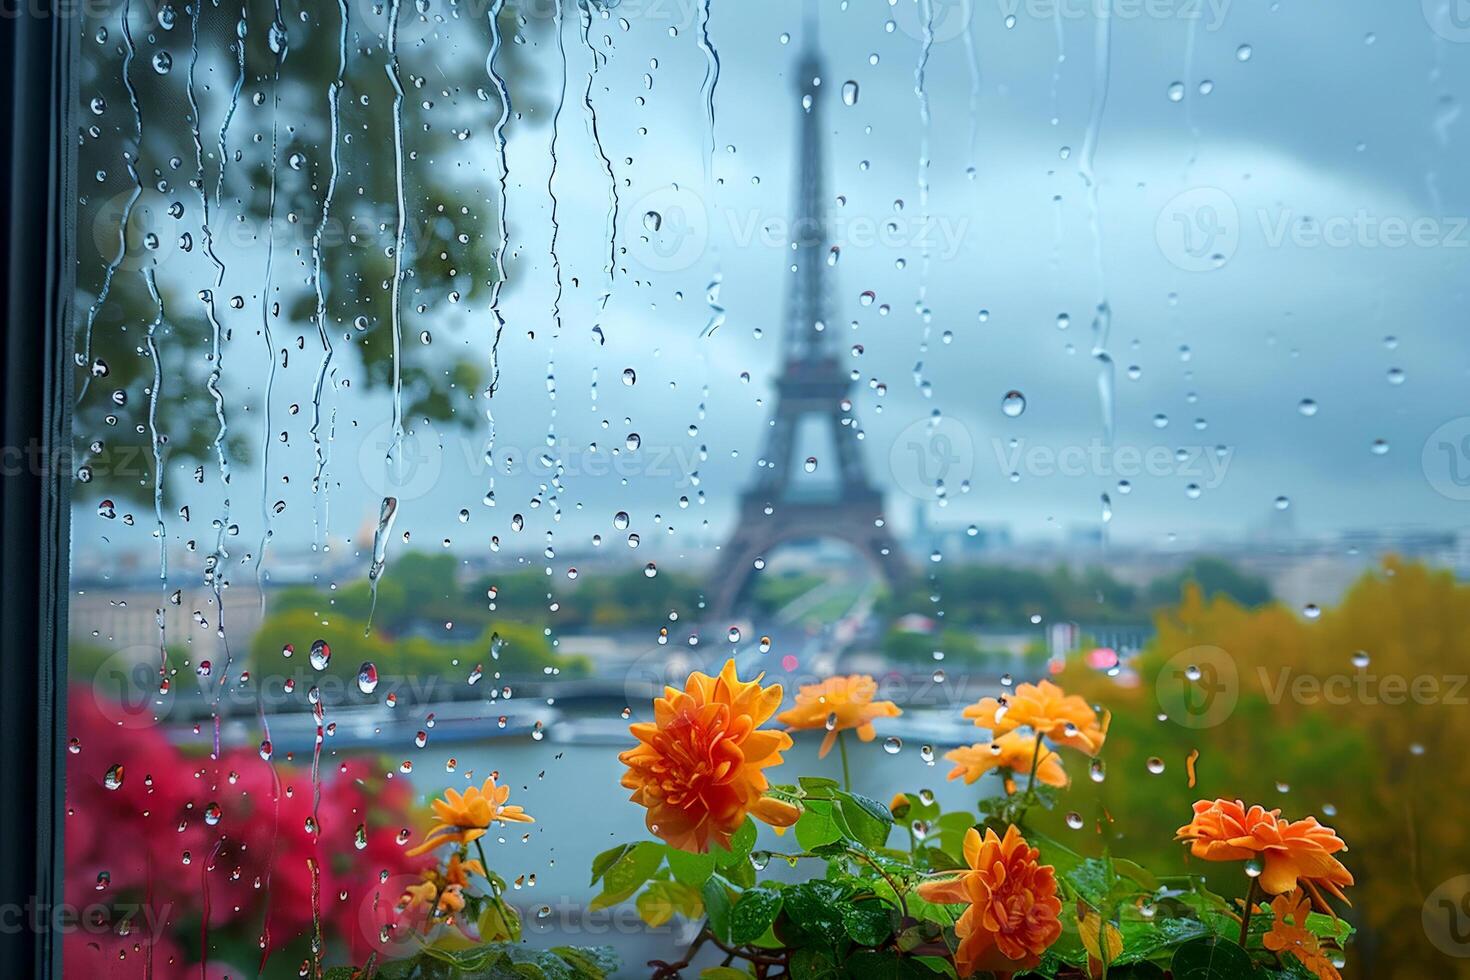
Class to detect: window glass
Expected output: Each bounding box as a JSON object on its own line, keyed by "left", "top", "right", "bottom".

{"left": 65, "top": 1, "right": 1470, "bottom": 976}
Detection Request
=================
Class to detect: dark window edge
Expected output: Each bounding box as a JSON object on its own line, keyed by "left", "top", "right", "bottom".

{"left": 2, "top": 3, "right": 76, "bottom": 978}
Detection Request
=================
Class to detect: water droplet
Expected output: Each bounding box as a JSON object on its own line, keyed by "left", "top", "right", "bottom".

{"left": 1000, "top": 390, "right": 1026, "bottom": 417}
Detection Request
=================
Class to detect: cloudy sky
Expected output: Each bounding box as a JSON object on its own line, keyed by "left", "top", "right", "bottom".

{"left": 79, "top": 0, "right": 1470, "bottom": 581}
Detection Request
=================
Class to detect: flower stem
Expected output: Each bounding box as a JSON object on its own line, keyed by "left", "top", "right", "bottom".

{"left": 1238, "top": 876, "right": 1263, "bottom": 947}
{"left": 1024, "top": 733, "right": 1045, "bottom": 798}
{"left": 837, "top": 731, "right": 852, "bottom": 792}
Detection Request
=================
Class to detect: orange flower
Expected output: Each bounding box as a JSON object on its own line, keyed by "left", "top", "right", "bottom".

{"left": 1176, "top": 800, "right": 1353, "bottom": 906}
{"left": 1249, "top": 815, "right": 1355, "bottom": 905}
{"left": 1175, "top": 798, "right": 1281, "bottom": 862}
{"left": 619, "top": 659, "right": 801, "bottom": 852}
{"left": 943, "top": 733, "right": 1067, "bottom": 790}
{"left": 776, "top": 674, "right": 902, "bottom": 758}
{"left": 401, "top": 876, "right": 466, "bottom": 916}
{"left": 406, "top": 775, "right": 534, "bottom": 856}
{"left": 1264, "top": 890, "right": 1343, "bottom": 980}
{"left": 962, "top": 679, "right": 1106, "bottom": 754}
{"left": 443, "top": 853, "right": 486, "bottom": 889}
{"left": 917, "top": 825, "right": 1063, "bottom": 977}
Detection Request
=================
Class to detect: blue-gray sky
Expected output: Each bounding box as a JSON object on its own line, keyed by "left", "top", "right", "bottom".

{"left": 78, "top": 0, "right": 1470, "bottom": 577}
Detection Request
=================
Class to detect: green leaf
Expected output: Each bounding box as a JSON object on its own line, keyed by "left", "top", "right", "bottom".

{"left": 549, "top": 946, "right": 619, "bottom": 979}
{"left": 841, "top": 898, "right": 897, "bottom": 946}
{"left": 1170, "top": 935, "right": 1256, "bottom": 980}
{"left": 1115, "top": 913, "right": 1212, "bottom": 965}
{"left": 702, "top": 876, "right": 735, "bottom": 945}
{"left": 843, "top": 950, "right": 904, "bottom": 979}
{"left": 934, "top": 811, "right": 977, "bottom": 860}
{"left": 721, "top": 852, "right": 758, "bottom": 889}
{"left": 1113, "top": 856, "right": 1161, "bottom": 891}
{"left": 713, "top": 818, "right": 758, "bottom": 869}
{"left": 838, "top": 791, "right": 894, "bottom": 849}
{"left": 781, "top": 880, "right": 851, "bottom": 946}
{"left": 1304, "top": 911, "right": 1355, "bottom": 944}
{"left": 589, "top": 843, "right": 636, "bottom": 886}
{"left": 588, "top": 841, "right": 664, "bottom": 910}
{"left": 1110, "top": 964, "right": 1168, "bottom": 979}
{"left": 666, "top": 846, "right": 717, "bottom": 887}
{"left": 795, "top": 800, "right": 846, "bottom": 850}
{"left": 788, "top": 947, "right": 841, "bottom": 979}
{"left": 918, "top": 846, "right": 963, "bottom": 872}
{"left": 636, "top": 880, "right": 703, "bottom": 928}
{"left": 699, "top": 969, "right": 752, "bottom": 980}
{"left": 912, "top": 954, "right": 958, "bottom": 978}
{"left": 731, "top": 885, "right": 785, "bottom": 944}
{"left": 799, "top": 775, "right": 841, "bottom": 796}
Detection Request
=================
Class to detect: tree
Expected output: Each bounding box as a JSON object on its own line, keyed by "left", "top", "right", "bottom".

{"left": 73, "top": 0, "right": 552, "bottom": 506}
{"left": 1052, "top": 558, "right": 1470, "bottom": 978}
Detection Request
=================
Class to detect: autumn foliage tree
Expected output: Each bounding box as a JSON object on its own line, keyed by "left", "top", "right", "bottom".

{"left": 1053, "top": 558, "right": 1470, "bottom": 979}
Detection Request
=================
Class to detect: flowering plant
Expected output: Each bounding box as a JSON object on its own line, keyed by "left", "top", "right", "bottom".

{"left": 348, "top": 662, "right": 1356, "bottom": 978}
{"left": 330, "top": 775, "right": 617, "bottom": 980}
{"left": 592, "top": 664, "right": 1355, "bottom": 979}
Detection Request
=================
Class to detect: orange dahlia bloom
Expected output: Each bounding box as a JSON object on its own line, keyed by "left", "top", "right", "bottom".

{"left": 1175, "top": 798, "right": 1281, "bottom": 862}
{"left": 917, "top": 825, "right": 1063, "bottom": 977}
{"left": 619, "top": 659, "right": 801, "bottom": 852}
{"left": 1175, "top": 799, "right": 1353, "bottom": 906}
{"left": 406, "top": 775, "right": 534, "bottom": 856}
{"left": 776, "top": 673, "right": 902, "bottom": 758}
{"left": 1264, "top": 890, "right": 1343, "bottom": 980}
{"left": 962, "top": 679, "right": 1106, "bottom": 754}
{"left": 1249, "top": 815, "right": 1355, "bottom": 905}
{"left": 943, "top": 733, "right": 1067, "bottom": 790}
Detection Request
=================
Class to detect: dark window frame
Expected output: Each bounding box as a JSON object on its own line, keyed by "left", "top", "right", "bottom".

{"left": 1, "top": 3, "right": 76, "bottom": 977}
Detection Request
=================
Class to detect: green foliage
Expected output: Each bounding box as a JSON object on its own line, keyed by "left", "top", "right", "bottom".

{"left": 877, "top": 559, "right": 1271, "bottom": 627}
{"left": 883, "top": 626, "right": 989, "bottom": 665}
{"left": 74, "top": 0, "right": 554, "bottom": 505}
{"left": 323, "top": 941, "right": 617, "bottom": 980}
{"left": 248, "top": 604, "right": 589, "bottom": 690}
{"left": 1147, "top": 557, "right": 1274, "bottom": 609}
{"left": 577, "top": 762, "right": 1354, "bottom": 977}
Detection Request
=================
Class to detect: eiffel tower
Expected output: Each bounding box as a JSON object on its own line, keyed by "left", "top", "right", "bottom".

{"left": 708, "top": 37, "right": 906, "bottom": 620}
